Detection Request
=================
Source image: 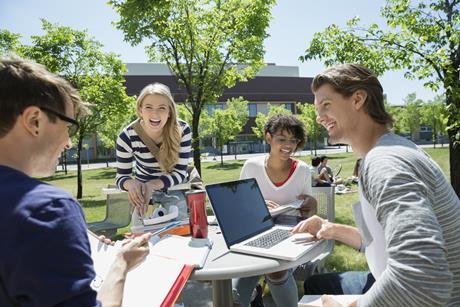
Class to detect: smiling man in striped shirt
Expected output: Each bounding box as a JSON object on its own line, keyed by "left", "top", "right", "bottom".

{"left": 292, "top": 63, "right": 460, "bottom": 307}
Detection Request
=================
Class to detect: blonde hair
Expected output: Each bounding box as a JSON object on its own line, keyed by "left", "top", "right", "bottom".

{"left": 136, "top": 83, "right": 181, "bottom": 173}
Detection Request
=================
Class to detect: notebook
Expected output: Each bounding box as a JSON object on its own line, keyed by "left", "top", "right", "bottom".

{"left": 149, "top": 234, "right": 212, "bottom": 268}
{"left": 205, "top": 178, "right": 318, "bottom": 261}
{"left": 87, "top": 231, "right": 193, "bottom": 307}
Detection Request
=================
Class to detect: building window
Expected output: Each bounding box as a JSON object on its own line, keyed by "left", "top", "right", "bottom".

{"left": 284, "top": 103, "right": 294, "bottom": 113}
{"left": 248, "top": 103, "right": 257, "bottom": 117}
{"left": 207, "top": 104, "right": 223, "bottom": 115}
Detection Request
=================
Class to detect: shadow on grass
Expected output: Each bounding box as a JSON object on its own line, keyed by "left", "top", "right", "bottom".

{"left": 42, "top": 173, "right": 77, "bottom": 182}
{"left": 206, "top": 162, "right": 243, "bottom": 170}
{"left": 86, "top": 169, "right": 116, "bottom": 180}
{"left": 80, "top": 199, "right": 106, "bottom": 209}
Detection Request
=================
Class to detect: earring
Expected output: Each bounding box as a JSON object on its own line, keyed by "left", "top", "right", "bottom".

{"left": 35, "top": 131, "right": 39, "bottom": 135}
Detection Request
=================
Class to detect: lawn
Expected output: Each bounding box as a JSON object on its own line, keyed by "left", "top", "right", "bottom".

{"left": 42, "top": 147, "right": 450, "bottom": 274}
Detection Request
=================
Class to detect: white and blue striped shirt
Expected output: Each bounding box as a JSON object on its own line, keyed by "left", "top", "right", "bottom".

{"left": 115, "top": 119, "right": 191, "bottom": 191}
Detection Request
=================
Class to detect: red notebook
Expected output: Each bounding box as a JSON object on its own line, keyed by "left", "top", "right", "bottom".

{"left": 161, "top": 264, "right": 194, "bottom": 307}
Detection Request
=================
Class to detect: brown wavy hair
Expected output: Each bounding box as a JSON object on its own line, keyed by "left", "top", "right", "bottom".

{"left": 311, "top": 63, "right": 393, "bottom": 128}
{"left": 136, "top": 83, "right": 181, "bottom": 174}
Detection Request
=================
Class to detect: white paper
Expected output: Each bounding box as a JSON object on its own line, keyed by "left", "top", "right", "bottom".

{"left": 149, "top": 235, "right": 212, "bottom": 268}
{"left": 298, "top": 295, "right": 361, "bottom": 307}
{"left": 122, "top": 254, "right": 187, "bottom": 307}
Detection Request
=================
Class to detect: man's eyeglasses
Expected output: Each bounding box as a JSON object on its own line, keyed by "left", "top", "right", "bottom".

{"left": 40, "top": 106, "right": 79, "bottom": 136}
{"left": 272, "top": 135, "right": 300, "bottom": 146}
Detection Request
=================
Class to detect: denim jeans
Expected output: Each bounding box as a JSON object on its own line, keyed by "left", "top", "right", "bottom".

{"left": 151, "top": 190, "right": 188, "bottom": 219}
{"left": 232, "top": 269, "right": 298, "bottom": 307}
{"left": 304, "top": 271, "right": 375, "bottom": 295}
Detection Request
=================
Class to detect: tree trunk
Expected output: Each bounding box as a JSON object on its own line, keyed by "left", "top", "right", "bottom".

{"left": 76, "top": 131, "right": 84, "bottom": 199}
{"left": 220, "top": 144, "right": 224, "bottom": 166}
{"left": 191, "top": 108, "right": 202, "bottom": 175}
{"left": 448, "top": 132, "right": 460, "bottom": 198}
{"left": 446, "top": 91, "right": 460, "bottom": 197}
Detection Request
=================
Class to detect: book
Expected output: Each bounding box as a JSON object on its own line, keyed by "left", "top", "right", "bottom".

{"left": 269, "top": 199, "right": 304, "bottom": 217}
{"left": 298, "top": 295, "right": 361, "bottom": 306}
{"left": 87, "top": 231, "right": 193, "bottom": 307}
{"left": 149, "top": 234, "right": 213, "bottom": 269}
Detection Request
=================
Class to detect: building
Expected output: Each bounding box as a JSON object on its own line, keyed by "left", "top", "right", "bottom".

{"left": 124, "top": 63, "right": 314, "bottom": 154}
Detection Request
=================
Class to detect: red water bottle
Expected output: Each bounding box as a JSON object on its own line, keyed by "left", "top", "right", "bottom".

{"left": 185, "top": 190, "right": 208, "bottom": 239}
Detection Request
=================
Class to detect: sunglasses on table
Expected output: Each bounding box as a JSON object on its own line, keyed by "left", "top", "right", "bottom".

{"left": 39, "top": 106, "right": 80, "bottom": 137}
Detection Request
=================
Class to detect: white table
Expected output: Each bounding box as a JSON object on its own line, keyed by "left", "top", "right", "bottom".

{"left": 190, "top": 226, "right": 332, "bottom": 306}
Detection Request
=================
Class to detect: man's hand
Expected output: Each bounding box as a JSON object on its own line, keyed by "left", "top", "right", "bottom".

{"left": 290, "top": 215, "right": 335, "bottom": 241}
{"left": 321, "top": 295, "right": 344, "bottom": 307}
{"left": 117, "top": 232, "right": 152, "bottom": 271}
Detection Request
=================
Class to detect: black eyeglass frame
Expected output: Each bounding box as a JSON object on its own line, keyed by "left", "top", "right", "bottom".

{"left": 39, "top": 106, "right": 79, "bottom": 135}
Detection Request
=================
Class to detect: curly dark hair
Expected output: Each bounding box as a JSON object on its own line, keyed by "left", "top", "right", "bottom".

{"left": 264, "top": 114, "right": 306, "bottom": 151}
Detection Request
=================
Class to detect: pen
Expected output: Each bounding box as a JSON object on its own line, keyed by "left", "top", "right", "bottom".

{"left": 150, "top": 221, "right": 182, "bottom": 237}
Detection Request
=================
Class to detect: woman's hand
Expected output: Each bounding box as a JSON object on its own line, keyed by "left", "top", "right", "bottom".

{"left": 124, "top": 179, "right": 147, "bottom": 213}
{"left": 265, "top": 200, "right": 280, "bottom": 210}
{"left": 297, "top": 194, "right": 318, "bottom": 218}
{"left": 144, "top": 179, "right": 165, "bottom": 204}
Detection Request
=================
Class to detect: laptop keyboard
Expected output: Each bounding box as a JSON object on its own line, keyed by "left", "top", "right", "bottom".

{"left": 245, "top": 229, "right": 291, "bottom": 249}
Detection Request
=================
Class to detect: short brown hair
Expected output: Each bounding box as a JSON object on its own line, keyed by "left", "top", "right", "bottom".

{"left": 264, "top": 114, "right": 306, "bottom": 151}
{"left": 311, "top": 63, "right": 393, "bottom": 127}
{"left": 0, "top": 55, "right": 87, "bottom": 137}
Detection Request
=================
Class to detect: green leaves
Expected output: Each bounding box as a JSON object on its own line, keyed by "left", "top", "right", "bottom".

{"left": 0, "top": 29, "right": 22, "bottom": 56}
{"left": 111, "top": 0, "right": 274, "bottom": 172}
{"left": 252, "top": 104, "right": 291, "bottom": 138}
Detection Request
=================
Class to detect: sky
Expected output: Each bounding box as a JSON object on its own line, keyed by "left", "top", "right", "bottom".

{"left": 0, "top": 0, "right": 440, "bottom": 105}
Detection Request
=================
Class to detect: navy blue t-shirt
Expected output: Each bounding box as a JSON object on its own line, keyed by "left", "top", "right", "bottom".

{"left": 0, "top": 166, "right": 101, "bottom": 306}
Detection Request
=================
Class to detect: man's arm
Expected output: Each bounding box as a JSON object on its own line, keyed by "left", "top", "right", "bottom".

{"left": 291, "top": 215, "right": 362, "bottom": 250}
{"left": 359, "top": 151, "right": 453, "bottom": 306}
{"left": 97, "top": 234, "right": 151, "bottom": 307}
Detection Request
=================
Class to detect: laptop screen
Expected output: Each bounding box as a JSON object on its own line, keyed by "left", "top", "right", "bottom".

{"left": 205, "top": 178, "right": 274, "bottom": 247}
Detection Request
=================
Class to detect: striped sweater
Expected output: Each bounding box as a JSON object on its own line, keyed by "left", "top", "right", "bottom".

{"left": 115, "top": 119, "right": 191, "bottom": 191}
{"left": 356, "top": 132, "right": 460, "bottom": 306}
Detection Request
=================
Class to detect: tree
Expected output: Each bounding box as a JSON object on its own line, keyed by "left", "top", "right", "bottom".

{"left": 99, "top": 101, "right": 136, "bottom": 167}
{"left": 110, "top": 0, "right": 275, "bottom": 174}
{"left": 420, "top": 95, "right": 448, "bottom": 148}
{"left": 296, "top": 102, "right": 325, "bottom": 156}
{"left": 0, "top": 29, "right": 21, "bottom": 56}
{"left": 23, "top": 20, "right": 133, "bottom": 199}
{"left": 301, "top": 0, "right": 460, "bottom": 196}
{"left": 252, "top": 104, "right": 291, "bottom": 152}
{"left": 400, "top": 93, "right": 423, "bottom": 140}
{"left": 207, "top": 97, "right": 249, "bottom": 166}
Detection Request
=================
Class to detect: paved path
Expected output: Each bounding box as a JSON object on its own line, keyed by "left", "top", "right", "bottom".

{"left": 63, "top": 143, "right": 448, "bottom": 171}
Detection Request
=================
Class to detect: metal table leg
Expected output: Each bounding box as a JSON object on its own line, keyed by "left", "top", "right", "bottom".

{"left": 212, "top": 279, "right": 233, "bottom": 307}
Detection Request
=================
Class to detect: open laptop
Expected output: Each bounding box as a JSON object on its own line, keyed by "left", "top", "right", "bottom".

{"left": 205, "top": 178, "right": 319, "bottom": 261}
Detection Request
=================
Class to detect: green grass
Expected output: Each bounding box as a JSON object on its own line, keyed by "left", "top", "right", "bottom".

{"left": 42, "top": 147, "right": 450, "bottom": 273}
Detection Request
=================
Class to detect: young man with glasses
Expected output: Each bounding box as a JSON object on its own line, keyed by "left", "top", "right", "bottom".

{"left": 233, "top": 114, "right": 317, "bottom": 307}
{"left": 0, "top": 56, "right": 151, "bottom": 306}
